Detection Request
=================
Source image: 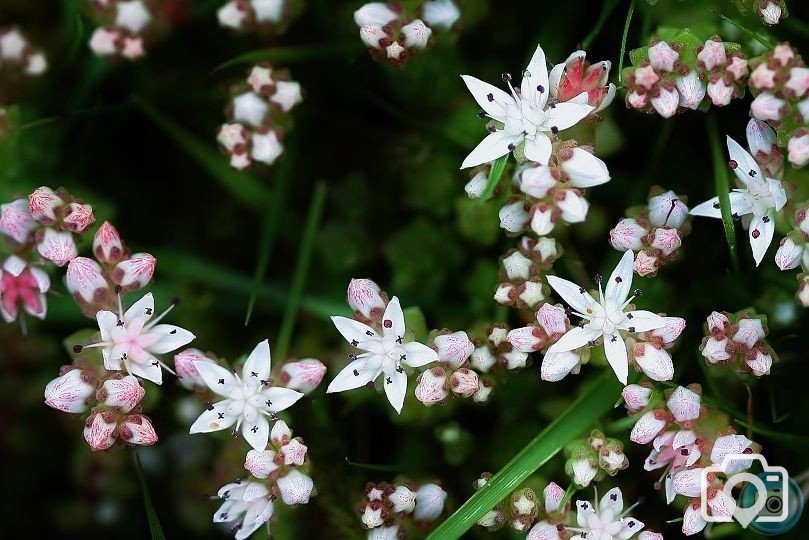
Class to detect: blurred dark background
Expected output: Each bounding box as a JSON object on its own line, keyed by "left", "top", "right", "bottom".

{"left": 1, "top": 0, "right": 809, "bottom": 538}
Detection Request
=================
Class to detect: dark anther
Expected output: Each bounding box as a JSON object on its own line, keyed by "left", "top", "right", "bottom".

{"left": 260, "top": 379, "right": 268, "bottom": 386}
{"left": 206, "top": 403, "right": 214, "bottom": 411}
{"left": 351, "top": 339, "right": 359, "bottom": 347}
{"left": 627, "top": 313, "right": 633, "bottom": 319}
{"left": 507, "top": 143, "right": 516, "bottom": 151}
{"left": 487, "top": 93, "right": 494, "bottom": 102}
{"left": 610, "top": 493, "right": 618, "bottom": 501}
{"left": 151, "top": 361, "right": 159, "bottom": 367}
{"left": 501, "top": 72, "right": 512, "bottom": 82}
{"left": 550, "top": 126, "right": 559, "bottom": 134}
{"left": 537, "top": 84, "right": 545, "bottom": 93}
{"left": 385, "top": 377, "right": 392, "bottom": 384}
{"left": 633, "top": 288, "right": 642, "bottom": 296}
{"left": 116, "top": 319, "right": 124, "bottom": 327}
{"left": 266, "top": 399, "right": 273, "bottom": 407}
{"left": 73, "top": 345, "right": 84, "bottom": 353}
{"left": 251, "top": 371, "right": 258, "bottom": 377}
{"left": 399, "top": 354, "right": 406, "bottom": 361}
{"left": 628, "top": 326, "right": 635, "bottom": 332}
{"left": 171, "top": 296, "right": 181, "bottom": 306}
{"left": 251, "top": 426, "right": 258, "bottom": 433}
{"left": 477, "top": 109, "right": 487, "bottom": 118}
{"left": 728, "top": 160, "right": 738, "bottom": 169}
{"left": 713, "top": 202, "right": 720, "bottom": 209}
{"left": 114, "top": 285, "right": 123, "bottom": 294}
{"left": 749, "top": 169, "right": 757, "bottom": 177}
{"left": 762, "top": 216, "right": 771, "bottom": 223}
{"left": 217, "top": 412, "right": 224, "bottom": 419}
{"left": 579, "top": 287, "right": 586, "bottom": 294}
{"left": 615, "top": 276, "right": 622, "bottom": 283}
{"left": 145, "top": 308, "right": 153, "bottom": 315}
{"left": 170, "top": 329, "right": 177, "bottom": 334}
{"left": 396, "top": 336, "right": 403, "bottom": 344}
{"left": 353, "top": 369, "right": 360, "bottom": 376}
{"left": 365, "top": 330, "right": 373, "bottom": 336}
{"left": 610, "top": 335, "right": 618, "bottom": 342}
{"left": 348, "top": 354, "right": 357, "bottom": 361}
{"left": 396, "top": 366, "right": 404, "bottom": 373}
{"left": 218, "top": 378, "right": 225, "bottom": 384}
{"left": 383, "top": 319, "right": 392, "bottom": 328}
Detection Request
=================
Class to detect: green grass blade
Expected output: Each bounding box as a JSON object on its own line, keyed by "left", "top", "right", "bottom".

{"left": 214, "top": 42, "right": 361, "bottom": 72}
{"left": 711, "top": 11, "right": 776, "bottom": 49}
{"left": 274, "top": 181, "right": 328, "bottom": 360}
{"left": 134, "top": 452, "right": 167, "bottom": 540}
{"left": 133, "top": 96, "right": 270, "bottom": 209}
{"left": 581, "top": 0, "right": 623, "bottom": 50}
{"left": 706, "top": 113, "right": 740, "bottom": 273}
{"left": 426, "top": 371, "right": 621, "bottom": 540}
{"left": 618, "top": 0, "right": 635, "bottom": 83}
{"left": 479, "top": 154, "right": 509, "bottom": 201}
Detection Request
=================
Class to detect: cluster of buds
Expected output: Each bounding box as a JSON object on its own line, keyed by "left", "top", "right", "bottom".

{"left": 493, "top": 236, "right": 561, "bottom": 310}
{"left": 414, "top": 330, "right": 493, "bottom": 405}
{"left": 747, "top": 43, "right": 809, "bottom": 167}
{"left": 564, "top": 430, "right": 629, "bottom": 488}
{"left": 475, "top": 476, "right": 540, "bottom": 533}
{"left": 609, "top": 188, "right": 691, "bottom": 276}
{"left": 0, "top": 26, "right": 47, "bottom": 84}
{"left": 0, "top": 255, "right": 49, "bottom": 323}
{"left": 623, "top": 31, "right": 748, "bottom": 117}
{"left": 358, "top": 481, "right": 446, "bottom": 537}
{"left": 87, "top": 0, "right": 160, "bottom": 60}
{"left": 217, "top": 64, "right": 303, "bottom": 170}
{"left": 212, "top": 420, "right": 315, "bottom": 540}
{"left": 731, "top": 0, "right": 788, "bottom": 25}
{"left": 468, "top": 324, "right": 533, "bottom": 375}
{"left": 217, "top": 0, "right": 302, "bottom": 34}
{"left": 353, "top": 1, "right": 460, "bottom": 66}
{"left": 494, "top": 142, "right": 611, "bottom": 238}
{"left": 66, "top": 221, "right": 156, "bottom": 317}
{"left": 625, "top": 315, "right": 685, "bottom": 382}
{"left": 699, "top": 310, "right": 776, "bottom": 376}
{"left": 624, "top": 383, "right": 760, "bottom": 536}
{"left": 779, "top": 202, "right": 809, "bottom": 305}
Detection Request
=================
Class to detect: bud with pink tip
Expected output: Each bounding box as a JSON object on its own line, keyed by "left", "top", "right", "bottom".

{"left": 648, "top": 190, "right": 688, "bottom": 229}
{"left": 702, "top": 336, "right": 733, "bottom": 363}
{"left": 536, "top": 303, "right": 567, "bottom": 337}
{"left": 173, "top": 349, "right": 216, "bottom": 389}
{"left": 533, "top": 237, "right": 559, "bottom": 263}
{"left": 359, "top": 25, "right": 389, "bottom": 49}
{"left": 707, "top": 79, "right": 734, "bottom": 106}
{"left": 112, "top": 253, "right": 156, "bottom": 289}
{"left": 449, "top": 368, "right": 479, "bottom": 397}
{"left": 622, "top": 384, "right": 652, "bottom": 413}
{"left": 633, "top": 343, "right": 674, "bottom": 381}
{"left": 89, "top": 28, "right": 120, "bottom": 55}
{"left": 415, "top": 367, "right": 448, "bottom": 405}
{"left": 433, "top": 331, "right": 473, "bottom": 367}
{"left": 651, "top": 84, "right": 679, "bottom": 118}
{"left": 62, "top": 202, "right": 95, "bottom": 233}
{"left": 530, "top": 205, "right": 555, "bottom": 236}
{"left": 627, "top": 90, "right": 647, "bottom": 109}
{"left": 119, "top": 414, "right": 158, "bottom": 446}
{"left": 83, "top": 410, "right": 118, "bottom": 451}
{"left": 609, "top": 218, "right": 648, "bottom": 251}
{"left": 650, "top": 316, "right": 686, "bottom": 345}
{"left": 465, "top": 171, "right": 487, "bottom": 198}
{"left": 354, "top": 2, "right": 398, "bottom": 26}
{"left": 281, "top": 439, "right": 308, "bottom": 466}
{"left": 650, "top": 228, "right": 681, "bottom": 256}
{"left": 788, "top": 131, "right": 809, "bottom": 167}
{"left": 733, "top": 318, "right": 766, "bottom": 348}
{"left": 746, "top": 119, "right": 777, "bottom": 158}
{"left": 775, "top": 237, "right": 803, "bottom": 270}
{"left": 271, "top": 419, "right": 292, "bottom": 447}
{"left": 388, "top": 485, "right": 416, "bottom": 514}
{"left": 759, "top": 1, "right": 782, "bottom": 25}
{"left": 347, "top": 278, "right": 386, "bottom": 318}
{"left": 675, "top": 70, "right": 706, "bottom": 110}
{"left": 36, "top": 228, "right": 77, "bottom": 266}
{"left": 28, "top": 186, "right": 63, "bottom": 224}
{"left": 280, "top": 359, "right": 326, "bottom": 394}
{"left": 667, "top": 386, "right": 701, "bottom": 422}
{"left": 44, "top": 368, "right": 96, "bottom": 413}
{"left": 648, "top": 41, "right": 679, "bottom": 72}
{"left": 97, "top": 374, "right": 144, "bottom": 412}
{"left": 66, "top": 257, "right": 109, "bottom": 303}
{"left": 711, "top": 434, "right": 755, "bottom": 471}
{"left": 401, "top": 19, "right": 432, "bottom": 49}
{"left": 413, "top": 483, "right": 446, "bottom": 521}
{"left": 507, "top": 326, "right": 543, "bottom": 352}
{"left": 638, "top": 532, "right": 664, "bottom": 540}
{"left": 786, "top": 67, "right": 809, "bottom": 97}
{"left": 706, "top": 311, "right": 730, "bottom": 334}
{"left": 629, "top": 410, "right": 666, "bottom": 444}
{"left": 277, "top": 470, "right": 314, "bottom": 505}
{"left": 556, "top": 189, "right": 589, "bottom": 223}
{"left": 0, "top": 199, "right": 37, "bottom": 244}
{"left": 746, "top": 348, "right": 773, "bottom": 376}
{"left": 633, "top": 251, "right": 658, "bottom": 276}
{"left": 541, "top": 351, "right": 582, "bottom": 382}
{"left": 750, "top": 92, "right": 788, "bottom": 121}
{"left": 93, "top": 221, "right": 124, "bottom": 264}
{"left": 499, "top": 201, "right": 530, "bottom": 233}
{"left": 682, "top": 501, "right": 707, "bottom": 535}
{"left": 698, "top": 40, "right": 726, "bottom": 70}
{"left": 245, "top": 449, "right": 279, "bottom": 478}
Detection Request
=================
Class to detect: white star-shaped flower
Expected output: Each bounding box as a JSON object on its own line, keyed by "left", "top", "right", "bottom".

{"left": 326, "top": 297, "right": 438, "bottom": 413}
{"left": 84, "top": 293, "right": 195, "bottom": 384}
{"left": 568, "top": 487, "right": 645, "bottom": 540}
{"left": 190, "top": 340, "right": 304, "bottom": 450}
{"left": 691, "top": 136, "right": 788, "bottom": 266}
{"left": 460, "top": 44, "right": 594, "bottom": 169}
{"left": 546, "top": 250, "right": 666, "bottom": 384}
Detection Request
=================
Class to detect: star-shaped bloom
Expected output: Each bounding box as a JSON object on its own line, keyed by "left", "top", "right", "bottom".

{"left": 568, "top": 487, "right": 645, "bottom": 540}
{"left": 327, "top": 297, "right": 438, "bottom": 413}
{"left": 82, "top": 293, "right": 194, "bottom": 384}
{"left": 460, "top": 44, "right": 594, "bottom": 169}
{"left": 546, "top": 250, "right": 666, "bottom": 384}
{"left": 213, "top": 480, "right": 274, "bottom": 540}
{"left": 691, "top": 136, "right": 788, "bottom": 266}
{"left": 190, "top": 340, "right": 304, "bottom": 450}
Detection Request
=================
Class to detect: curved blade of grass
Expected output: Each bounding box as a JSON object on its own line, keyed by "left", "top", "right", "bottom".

{"left": 479, "top": 154, "right": 509, "bottom": 202}
{"left": 214, "top": 42, "right": 361, "bottom": 72}
{"left": 134, "top": 452, "right": 166, "bottom": 540}
{"left": 581, "top": 0, "right": 623, "bottom": 50}
{"left": 711, "top": 11, "right": 776, "bottom": 49}
{"left": 426, "top": 371, "right": 621, "bottom": 540}
{"left": 274, "top": 181, "right": 328, "bottom": 360}
{"left": 617, "top": 0, "right": 635, "bottom": 83}
{"left": 133, "top": 96, "right": 270, "bottom": 209}
{"left": 706, "top": 113, "right": 740, "bottom": 273}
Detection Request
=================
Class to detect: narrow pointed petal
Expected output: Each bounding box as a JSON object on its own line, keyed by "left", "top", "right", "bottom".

{"left": 262, "top": 387, "right": 304, "bottom": 413}
{"left": 603, "top": 333, "right": 629, "bottom": 384}
{"left": 690, "top": 192, "right": 751, "bottom": 218}
{"left": 242, "top": 339, "right": 272, "bottom": 382}
{"left": 605, "top": 250, "right": 634, "bottom": 304}
{"left": 124, "top": 293, "right": 155, "bottom": 324}
{"left": 331, "top": 316, "right": 378, "bottom": 347}
{"left": 546, "top": 275, "right": 596, "bottom": 313}
{"left": 461, "top": 131, "right": 517, "bottom": 169}
{"left": 242, "top": 415, "right": 270, "bottom": 451}
{"left": 97, "top": 310, "right": 118, "bottom": 341}
{"left": 195, "top": 361, "right": 238, "bottom": 397}
{"left": 460, "top": 75, "right": 511, "bottom": 121}
{"left": 129, "top": 357, "right": 163, "bottom": 384}
{"left": 727, "top": 136, "right": 762, "bottom": 186}
{"left": 190, "top": 401, "right": 236, "bottom": 433}
{"left": 545, "top": 101, "right": 594, "bottom": 131}
{"left": 148, "top": 324, "right": 195, "bottom": 354}
{"left": 562, "top": 148, "right": 611, "bottom": 188}
{"left": 383, "top": 368, "right": 408, "bottom": 413}
{"left": 523, "top": 134, "right": 553, "bottom": 164}
{"left": 401, "top": 341, "right": 438, "bottom": 368}
{"left": 768, "top": 178, "right": 787, "bottom": 211}
{"left": 599, "top": 487, "right": 624, "bottom": 515}
{"left": 620, "top": 310, "right": 666, "bottom": 332}
{"left": 326, "top": 356, "right": 380, "bottom": 393}
{"left": 382, "top": 296, "right": 405, "bottom": 340}
{"left": 521, "top": 44, "right": 550, "bottom": 108}
{"left": 546, "top": 327, "right": 599, "bottom": 353}
{"left": 749, "top": 214, "right": 775, "bottom": 266}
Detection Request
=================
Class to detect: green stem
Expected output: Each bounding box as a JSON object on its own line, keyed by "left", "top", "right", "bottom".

{"left": 557, "top": 483, "right": 578, "bottom": 509}
{"left": 479, "top": 154, "right": 509, "bottom": 202}
{"left": 581, "top": 0, "right": 623, "bottom": 50}
{"left": 706, "top": 113, "right": 740, "bottom": 273}
{"left": 426, "top": 372, "right": 621, "bottom": 540}
{"left": 274, "top": 182, "right": 328, "bottom": 360}
{"left": 617, "top": 0, "right": 635, "bottom": 83}
{"left": 133, "top": 452, "right": 167, "bottom": 540}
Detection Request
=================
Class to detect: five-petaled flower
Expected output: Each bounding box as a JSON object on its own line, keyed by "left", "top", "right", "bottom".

{"left": 546, "top": 250, "right": 667, "bottom": 384}
{"left": 566, "top": 487, "right": 646, "bottom": 540}
{"left": 327, "top": 297, "right": 438, "bottom": 413}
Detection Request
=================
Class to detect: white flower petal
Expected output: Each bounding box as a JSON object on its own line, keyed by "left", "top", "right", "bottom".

{"left": 242, "top": 415, "right": 270, "bottom": 451}
{"left": 326, "top": 356, "right": 380, "bottom": 393}
{"left": 521, "top": 44, "right": 550, "bottom": 109}
{"left": 599, "top": 487, "right": 624, "bottom": 515}
{"left": 129, "top": 357, "right": 163, "bottom": 384}
{"left": 768, "top": 178, "right": 787, "bottom": 211}
{"left": 523, "top": 133, "right": 553, "bottom": 164}
{"left": 540, "top": 351, "right": 581, "bottom": 381}
{"left": 242, "top": 339, "right": 272, "bottom": 382}
{"left": 124, "top": 293, "right": 155, "bottom": 324}
{"left": 401, "top": 341, "right": 438, "bottom": 367}
{"left": 262, "top": 386, "right": 303, "bottom": 413}
{"left": 604, "top": 333, "right": 628, "bottom": 384}
{"left": 727, "top": 136, "right": 762, "bottom": 187}
{"left": 331, "top": 316, "right": 378, "bottom": 347}
{"left": 461, "top": 131, "right": 518, "bottom": 169}
{"left": 460, "top": 75, "right": 512, "bottom": 121}
{"left": 546, "top": 275, "right": 596, "bottom": 314}
{"left": 620, "top": 310, "right": 666, "bottom": 332}
{"left": 190, "top": 401, "right": 237, "bottom": 433}
{"left": 383, "top": 368, "right": 408, "bottom": 413}
{"left": 562, "top": 148, "right": 611, "bottom": 188}
{"left": 545, "top": 101, "right": 594, "bottom": 131}
{"left": 194, "top": 361, "right": 238, "bottom": 397}
{"left": 546, "top": 326, "right": 599, "bottom": 353}
{"left": 148, "top": 324, "right": 195, "bottom": 354}
{"left": 605, "top": 250, "right": 634, "bottom": 304}
{"left": 382, "top": 296, "right": 405, "bottom": 340}
{"left": 749, "top": 214, "right": 775, "bottom": 266}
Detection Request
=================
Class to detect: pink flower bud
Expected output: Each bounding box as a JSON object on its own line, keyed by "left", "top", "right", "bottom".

{"left": 675, "top": 70, "right": 706, "bottom": 110}
{"left": 354, "top": 3, "right": 398, "bottom": 26}
{"left": 527, "top": 522, "right": 560, "bottom": 540}
{"left": 650, "top": 316, "right": 686, "bottom": 344}
{"left": 449, "top": 367, "right": 479, "bottom": 397}
{"left": 711, "top": 434, "right": 754, "bottom": 471}
{"left": 629, "top": 410, "right": 666, "bottom": 444}
{"left": 519, "top": 164, "right": 556, "bottom": 198}
{"left": 672, "top": 468, "right": 703, "bottom": 497}
{"left": 247, "top": 65, "right": 273, "bottom": 93}
{"left": 540, "top": 351, "right": 581, "bottom": 382}
{"left": 627, "top": 89, "right": 647, "bottom": 109}
{"left": 464, "top": 171, "right": 487, "bottom": 198}
{"left": 281, "top": 439, "right": 308, "bottom": 466}
{"left": 534, "top": 237, "right": 558, "bottom": 262}
{"left": 83, "top": 411, "right": 118, "bottom": 451}
{"left": 217, "top": 123, "right": 249, "bottom": 152}
{"left": 89, "top": 28, "right": 120, "bottom": 55}
{"left": 506, "top": 327, "right": 543, "bottom": 354}
{"left": 650, "top": 227, "right": 681, "bottom": 256}
{"left": 648, "top": 190, "right": 688, "bottom": 228}
{"left": 276, "top": 470, "right": 314, "bottom": 505}
{"left": 499, "top": 201, "right": 529, "bottom": 233}
{"left": 93, "top": 221, "right": 124, "bottom": 264}
{"left": 800, "top": 277, "right": 809, "bottom": 307}
{"left": 28, "top": 186, "right": 63, "bottom": 224}
{"left": 706, "top": 311, "right": 730, "bottom": 333}
{"left": 751, "top": 92, "right": 788, "bottom": 121}
{"left": 119, "top": 414, "right": 158, "bottom": 446}
{"left": 433, "top": 331, "right": 473, "bottom": 367}
{"left": 651, "top": 85, "right": 679, "bottom": 118}
{"left": 633, "top": 251, "right": 658, "bottom": 276}
{"left": 556, "top": 189, "right": 589, "bottom": 223}
{"left": 708, "top": 489, "right": 737, "bottom": 519}
{"left": 388, "top": 485, "right": 416, "bottom": 514}
{"left": 62, "top": 202, "right": 95, "bottom": 233}
{"left": 682, "top": 502, "right": 707, "bottom": 536}
{"left": 746, "top": 118, "right": 777, "bottom": 158}
{"left": 97, "top": 374, "right": 144, "bottom": 412}
{"left": 401, "top": 19, "right": 432, "bottom": 49}
{"left": 706, "top": 79, "right": 734, "bottom": 106}
{"left": 502, "top": 251, "right": 532, "bottom": 280}
{"left": 414, "top": 367, "right": 448, "bottom": 405}
{"left": 639, "top": 532, "right": 664, "bottom": 540}
{"left": 775, "top": 237, "right": 803, "bottom": 270}
{"left": 633, "top": 343, "right": 674, "bottom": 381}
{"left": 537, "top": 302, "right": 567, "bottom": 337}
{"left": 271, "top": 419, "right": 292, "bottom": 447}
{"left": 245, "top": 449, "right": 279, "bottom": 478}
{"left": 648, "top": 41, "right": 679, "bottom": 72}
{"left": 727, "top": 56, "right": 748, "bottom": 80}
{"left": 530, "top": 205, "right": 555, "bottom": 236}
{"left": 702, "top": 336, "right": 733, "bottom": 363}
{"left": 746, "top": 349, "right": 773, "bottom": 376}
{"left": 36, "top": 228, "right": 77, "bottom": 266}
{"left": 173, "top": 349, "right": 216, "bottom": 389}
{"left": 112, "top": 253, "right": 156, "bottom": 289}
{"left": 698, "top": 40, "right": 726, "bottom": 70}
{"left": 280, "top": 359, "right": 326, "bottom": 394}
{"left": 0, "top": 199, "right": 36, "bottom": 244}
{"left": 609, "top": 218, "right": 648, "bottom": 251}
{"left": 733, "top": 318, "right": 766, "bottom": 348}
{"left": 66, "top": 256, "right": 109, "bottom": 303}
{"left": 347, "top": 278, "right": 386, "bottom": 318}
{"left": 542, "top": 481, "right": 565, "bottom": 514}
{"left": 44, "top": 368, "right": 96, "bottom": 413}
{"left": 414, "top": 483, "right": 446, "bottom": 521}
{"left": 788, "top": 132, "right": 809, "bottom": 167}
{"left": 121, "top": 36, "right": 144, "bottom": 60}
{"left": 759, "top": 1, "right": 782, "bottom": 25}
{"left": 786, "top": 67, "right": 809, "bottom": 98}
{"left": 666, "top": 386, "right": 701, "bottom": 422}
{"left": 622, "top": 384, "right": 652, "bottom": 413}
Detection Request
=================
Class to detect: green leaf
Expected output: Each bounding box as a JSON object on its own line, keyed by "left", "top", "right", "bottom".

{"left": 133, "top": 96, "right": 271, "bottom": 209}
{"left": 479, "top": 154, "right": 509, "bottom": 201}
{"left": 706, "top": 113, "right": 740, "bottom": 273}
{"left": 134, "top": 452, "right": 166, "bottom": 540}
{"left": 403, "top": 306, "right": 428, "bottom": 343}
{"left": 426, "top": 371, "right": 621, "bottom": 540}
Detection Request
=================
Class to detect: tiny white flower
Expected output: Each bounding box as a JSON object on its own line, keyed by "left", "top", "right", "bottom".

{"left": 760, "top": 1, "right": 782, "bottom": 25}
{"left": 218, "top": 1, "right": 247, "bottom": 29}
{"left": 37, "top": 228, "right": 77, "bottom": 266}
{"left": 413, "top": 483, "right": 447, "bottom": 521}
{"left": 116, "top": 1, "right": 152, "bottom": 34}
{"left": 470, "top": 345, "right": 496, "bottom": 372}
{"left": 401, "top": 19, "right": 432, "bottom": 49}
{"left": 675, "top": 70, "right": 706, "bottom": 110}
{"left": 464, "top": 171, "right": 487, "bottom": 198}
{"left": 354, "top": 2, "right": 399, "bottom": 26}
{"left": 609, "top": 218, "right": 648, "bottom": 251}
{"left": 666, "top": 385, "right": 701, "bottom": 422}
{"left": 650, "top": 85, "right": 679, "bottom": 117}
{"left": 251, "top": 130, "right": 284, "bottom": 165}
{"left": 502, "top": 251, "right": 532, "bottom": 280}
{"left": 0, "top": 198, "right": 37, "bottom": 244}
{"left": 546, "top": 250, "right": 666, "bottom": 384}
{"left": 368, "top": 526, "right": 400, "bottom": 540}
{"left": 433, "top": 330, "right": 473, "bottom": 367}
{"left": 66, "top": 256, "right": 108, "bottom": 303}
{"left": 648, "top": 190, "right": 689, "bottom": 228}
{"left": 232, "top": 92, "right": 269, "bottom": 127}
{"left": 244, "top": 448, "right": 279, "bottom": 478}
{"left": 213, "top": 481, "right": 274, "bottom": 540}
{"left": 648, "top": 41, "right": 679, "bottom": 72}
{"left": 389, "top": 485, "right": 417, "bottom": 514}
{"left": 326, "top": 297, "right": 438, "bottom": 413}
{"left": 732, "top": 318, "right": 765, "bottom": 348}
{"left": 555, "top": 189, "right": 589, "bottom": 223}
{"left": 0, "top": 28, "right": 27, "bottom": 61}
{"left": 568, "top": 487, "right": 645, "bottom": 540}
{"left": 271, "top": 80, "right": 303, "bottom": 112}
{"left": 559, "top": 147, "right": 611, "bottom": 188}
{"left": 711, "top": 434, "right": 754, "bottom": 472}
{"left": 540, "top": 350, "right": 582, "bottom": 381}
{"left": 775, "top": 237, "right": 802, "bottom": 270}
{"left": 570, "top": 457, "right": 598, "bottom": 487}
{"left": 633, "top": 343, "right": 674, "bottom": 381}
{"left": 251, "top": 0, "right": 284, "bottom": 23}
{"left": 422, "top": 0, "right": 460, "bottom": 30}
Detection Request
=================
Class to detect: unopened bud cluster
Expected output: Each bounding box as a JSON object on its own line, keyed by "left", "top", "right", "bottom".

{"left": 0, "top": 26, "right": 47, "bottom": 80}
{"left": 414, "top": 330, "right": 493, "bottom": 405}
{"left": 87, "top": 0, "right": 159, "bottom": 60}
{"left": 731, "top": 0, "right": 788, "bottom": 26}
{"left": 699, "top": 310, "right": 776, "bottom": 376}
{"left": 218, "top": 0, "right": 302, "bottom": 34}
{"left": 564, "top": 430, "right": 628, "bottom": 488}
{"left": 624, "top": 316, "right": 685, "bottom": 381}
{"left": 494, "top": 236, "right": 560, "bottom": 309}
{"left": 475, "top": 476, "right": 539, "bottom": 533}
{"left": 610, "top": 188, "right": 691, "bottom": 276}
{"left": 218, "top": 64, "right": 303, "bottom": 170}
{"left": 624, "top": 383, "right": 761, "bottom": 536}
{"left": 623, "top": 31, "right": 748, "bottom": 117}
{"left": 358, "top": 481, "right": 446, "bottom": 537}
{"left": 353, "top": 1, "right": 460, "bottom": 66}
